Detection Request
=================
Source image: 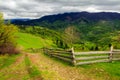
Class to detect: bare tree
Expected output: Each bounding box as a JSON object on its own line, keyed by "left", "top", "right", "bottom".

{"left": 64, "top": 26, "right": 80, "bottom": 47}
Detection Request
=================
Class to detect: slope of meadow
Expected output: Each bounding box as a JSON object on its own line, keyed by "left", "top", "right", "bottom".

{"left": 16, "top": 32, "right": 56, "bottom": 49}
{"left": 0, "top": 32, "right": 120, "bottom": 80}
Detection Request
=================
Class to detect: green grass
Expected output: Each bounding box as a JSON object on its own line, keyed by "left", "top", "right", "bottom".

{"left": 78, "top": 61, "right": 120, "bottom": 80}
{"left": 16, "top": 32, "right": 56, "bottom": 49}
{"left": 0, "top": 54, "right": 31, "bottom": 80}
{"left": 42, "top": 51, "right": 120, "bottom": 80}
{"left": 96, "top": 61, "right": 120, "bottom": 79}
{"left": 24, "top": 56, "right": 43, "bottom": 79}
{"left": 12, "top": 32, "right": 120, "bottom": 80}
{"left": 0, "top": 54, "right": 20, "bottom": 69}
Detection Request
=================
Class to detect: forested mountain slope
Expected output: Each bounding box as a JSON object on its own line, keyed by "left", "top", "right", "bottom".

{"left": 12, "top": 12, "right": 120, "bottom": 50}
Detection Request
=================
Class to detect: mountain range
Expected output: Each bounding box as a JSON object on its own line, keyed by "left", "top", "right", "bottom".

{"left": 10, "top": 11, "right": 120, "bottom": 50}
{"left": 11, "top": 12, "right": 120, "bottom": 27}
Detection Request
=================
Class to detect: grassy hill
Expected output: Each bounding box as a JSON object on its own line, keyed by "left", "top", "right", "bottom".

{"left": 12, "top": 12, "right": 120, "bottom": 50}
{"left": 1, "top": 12, "right": 120, "bottom": 80}
{"left": 16, "top": 32, "right": 57, "bottom": 49}
{"left": 0, "top": 31, "right": 120, "bottom": 80}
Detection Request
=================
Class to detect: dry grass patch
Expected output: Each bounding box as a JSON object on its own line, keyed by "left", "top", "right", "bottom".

{"left": 27, "top": 53, "right": 89, "bottom": 80}
{"left": 0, "top": 54, "right": 30, "bottom": 80}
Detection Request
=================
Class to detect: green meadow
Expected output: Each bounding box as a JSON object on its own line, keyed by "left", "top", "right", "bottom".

{"left": 0, "top": 32, "right": 120, "bottom": 80}
{"left": 16, "top": 32, "right": 56, "bottom": 49}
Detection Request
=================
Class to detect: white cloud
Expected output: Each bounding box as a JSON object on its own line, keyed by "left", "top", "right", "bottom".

{"left": 0, "top": 0, "right": 120, "bottom": 19}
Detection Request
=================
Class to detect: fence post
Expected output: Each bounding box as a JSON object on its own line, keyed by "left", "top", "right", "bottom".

{"left": 71, "top": 47, "right": 76, "bottom": 66}
{"left": 109, "top": 46, "right": 113, "bottom": 62}
{"left": 44, "top": 48, "right": 48, "bottom": 55}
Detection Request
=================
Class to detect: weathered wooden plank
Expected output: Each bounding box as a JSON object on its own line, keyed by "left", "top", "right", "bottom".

{"left": 51, "top": 53, "right": 73, "bottom": 59}
{"left": 112, "top": 52, "right": 120, "bottom": 54}
{"left": 52, "top": 55, "right": 72, "bottom": 63}
{"left": 74, "top": 51, "right": 109, "bottom": 55}
{"left": 48, "top": 52, "right": 72, "bottom": 57}
{"left": 75, "top": 56, "right": 109, "bottom": 60}
{"left": 47, "top": 48, "right": 71, "bottom": 52}
{"left": 112, "top": 58, "right": 120, "bottom": 61}
{"left": 113, "top": 55, "right": 120, "bottom": 58}
{"left": 49, "top": 51, "right": 71, "bottom": 54}
{"left": 113, "top": 49, "right": 120, "bottom": 52}
{"left": 76, "top": 59, "right": 109, "bottom": 65}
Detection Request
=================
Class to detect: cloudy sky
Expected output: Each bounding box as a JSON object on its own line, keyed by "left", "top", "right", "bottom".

{"left": 0, "top": 0, "right": 120, "bottom": 19}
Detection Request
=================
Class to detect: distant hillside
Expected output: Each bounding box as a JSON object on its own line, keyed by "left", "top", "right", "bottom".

{"left": 5, "top": 18, "right": 30, "bottom": 24}
{"left": 30, "top": 12, "right": 120, "bottom": 22}
{"left": 12, "top": 12, "right": 120, "bottom": 50}
{"left": 11, "top": 12, "right": 120, "bottom": 27}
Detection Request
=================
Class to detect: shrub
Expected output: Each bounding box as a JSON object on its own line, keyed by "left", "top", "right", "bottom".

{"left": 0, "top": 12, "right": 18, "bottom": 54}
{"left": 0, "top": 43, "right": 19, "bottom": 55}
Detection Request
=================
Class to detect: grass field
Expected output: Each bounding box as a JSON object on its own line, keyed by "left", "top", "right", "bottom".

{"left": 16, "top": 32, "right": 56, "bottom": 49}
{"left": 0, "top": 52, "right": 120, "bottom": 80}
{"left": 0, "top": 32, "right": 120, "bottom": 80}
{"left": 78, "top": 61, "right": 120, "bottom": 80}
{"left": 0, "top": 54, "right": 20, "bottom": 69}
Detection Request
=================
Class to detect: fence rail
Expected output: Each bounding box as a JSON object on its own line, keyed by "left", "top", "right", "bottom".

{"left": 43, "top": 48, "right": 73, "bottom": 63}
{"left": 43, "top": 46, "right": 120, "bottom": 66}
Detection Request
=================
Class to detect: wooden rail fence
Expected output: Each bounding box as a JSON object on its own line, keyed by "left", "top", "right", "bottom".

{"left": 43, "top": 46, "right": 120, "bottom": 66}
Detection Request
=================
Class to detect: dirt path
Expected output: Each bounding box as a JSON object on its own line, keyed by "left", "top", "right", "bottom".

{"left": 0, "top": 52, "right": 107, "bottom": 80}
{"left": 27, "top": 53, "right": 92, "bottom": 80}
{"left": 0, "top": 54, "right": 31, "bottom": 80}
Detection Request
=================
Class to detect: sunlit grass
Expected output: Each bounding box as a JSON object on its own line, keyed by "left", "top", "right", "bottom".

{"left": 24, "top": 56, "right": 43, "bottom": 79}
{"left": 0, "top": 54, "right": 20, "bottom": 69}
{"left": 16, "top": 32, "right": 56, "bottom": 49}
{"left": 77, "top": 61, "right": 120, "bottom": 80}
{"left": 0, "top": 54, "right": 30, "bottom": 80}
{"left": 1, "top": 32, "right": 119, "bottom": 80}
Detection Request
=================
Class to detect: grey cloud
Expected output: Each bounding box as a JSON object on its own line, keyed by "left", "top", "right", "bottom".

{"left": 97, "top": 5, "right": 120, "bottom": 12}
{"left": 0, "top": 0, "right": 120, "bottom": 19}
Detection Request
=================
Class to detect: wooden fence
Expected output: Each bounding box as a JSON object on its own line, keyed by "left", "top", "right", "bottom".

{"left": 74, "top": 46, "right": 120, "bottom": 65}
{"left": 43, "top": 48, "right": 73, "bottom": 63}
{"left": 43, "top": 47, "right": 120, "bottom": 66}
{"left": 27, "top": 48, "right": 42, "bottom": 53}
